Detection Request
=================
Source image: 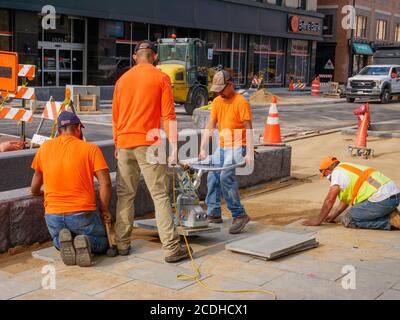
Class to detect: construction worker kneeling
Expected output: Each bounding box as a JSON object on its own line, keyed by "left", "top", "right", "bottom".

{"left": 303, "top": 156, "right": 400, "bottom": 230}
{"left": 31, "top": 112, "right": 112, "bottom": 267}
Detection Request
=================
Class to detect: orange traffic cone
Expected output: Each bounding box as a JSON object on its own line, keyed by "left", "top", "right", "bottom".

{"left": 263, "top": 96, "right": 282, "bottom": 144}
{"left": 354, "top": 110, "right": 369, "bottom": 148}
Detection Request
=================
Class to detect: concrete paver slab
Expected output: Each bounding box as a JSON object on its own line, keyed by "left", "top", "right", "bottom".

{"left": 226, "top": 230, "right": 318, "bottom": 260}
{"left": 178, "top": 275, "right": 276, "bottom": 300}
{"left": 392, "top": 279, "right": 400, "bottom": 291}
{"left": 263, "top": 255, "right": 345, "bottom": 281}
{"left": 0, "top": 272, "right": 42, "bottom": 300}
{"left": 377, "top": 289, "right": 400, "bottom": 300}
{"left": 340, "top": 258, "right": 400, "bottom": 277}
{"left": 94, "top": 257, "right": 161, "bottom": 277}
{"left": 13, "top": 288, "right": 94, "bottom": 300}
{"left": 263, "top": 272, "right": 385, "bottom": 300}
{"left": 179, "top": 255, "right": 284, "bottom": 286}
{"left": 94, "top": 280, "right": 179, "bottom": 300}
{"left": 32, "top": 247, "right": 60, "bottom": 263}
{"left": 124, "top": 262, "right": 209, "bottom": 290}
{"left": 336, "top": 267, "right": 399, "bottom": 295}
{"left": 0, "top": 270, "right": 13, "bottom": 281}
{"left": 32, "top": 244, "right": 134, "bottom": 267}
{"left": 55, "top": 267, "right": 132, "bottom": 296}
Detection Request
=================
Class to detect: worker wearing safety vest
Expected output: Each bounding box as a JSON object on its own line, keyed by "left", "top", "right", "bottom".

{"left": 303, "top": 156, "right": 400, "bottom": 230}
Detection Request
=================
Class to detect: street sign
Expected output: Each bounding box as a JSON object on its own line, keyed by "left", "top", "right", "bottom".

{"left": 324, "top": 59, "right": 335, "bottom": 70}
{"left": 31, "top": 134, "right": 51, "bottom": 146}
{"left": 0, "top": 51, "right": 18, "bottom": 94}
{"left": 207, "top": 48, "right": 213, "bottom": 60}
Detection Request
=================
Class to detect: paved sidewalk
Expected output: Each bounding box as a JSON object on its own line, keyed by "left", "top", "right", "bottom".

{"left": 0, "top": 217, "right": 399, "bottom": 300}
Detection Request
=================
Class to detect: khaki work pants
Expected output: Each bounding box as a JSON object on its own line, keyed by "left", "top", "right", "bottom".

{"left": 114, "top": 146, "right": 180, "bottom": 256}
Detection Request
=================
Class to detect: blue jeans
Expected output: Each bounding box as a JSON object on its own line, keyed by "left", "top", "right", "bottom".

{"left": 205, "top": 147, "right": 246, "bottom": 218}
{"left": 348, "top": 194, "right": 400, "bottom": 230}
{"left": 45, "top": 211, "right": 108, "bottom": 253}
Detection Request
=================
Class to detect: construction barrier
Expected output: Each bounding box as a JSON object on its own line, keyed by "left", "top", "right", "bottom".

{"left": 42, "top": 100, "right": 65, "bottom": 120}
{"left": 0, "top": 51, "right": 18, "bottom": 93}
{"left": 18, "top": 64, "right": 35, "bottom": 80}
{"left": 0, "top": 51, "right": 38, "bottom": 144}
{"left": 251, "top": 75, "right": 263, "bottom": 90}
{"left": 0, "top": 106, "right": 33, "bottom": 122}
{"left": 290, "top": 80, "right": 306, "bottom": 91}
{"left": 1, "top": 86, "right": 36, "bottom": 100}
{"left": 318, "top": 74, "right": 333, "bottom": 82}
{"left": 311, "top": 79, "right": 321, "bottom": 96}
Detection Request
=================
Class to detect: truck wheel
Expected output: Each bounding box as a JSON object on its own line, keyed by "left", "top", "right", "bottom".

{"left": 346, "top": 97, "right": 355, "bottom": 103}
{"left": 184, "top": 87, "right": 208, "bottom": 115}
{"left": 380, "top": 88, "right": 391, "bottom": 104}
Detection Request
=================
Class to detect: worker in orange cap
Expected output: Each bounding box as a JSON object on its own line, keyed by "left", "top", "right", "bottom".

{"left": 303, "top": 156, "right": 400, "bottom": 230}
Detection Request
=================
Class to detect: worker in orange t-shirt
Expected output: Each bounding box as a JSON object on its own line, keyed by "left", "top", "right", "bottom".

{"left": 199, "top": 70, "right": 254, "bottom": 234}
{"left": 112, "top": 40, "right": 191, "bottom": 263}
{"left": 31, "top": 112, "right": 112, "bottom": 267}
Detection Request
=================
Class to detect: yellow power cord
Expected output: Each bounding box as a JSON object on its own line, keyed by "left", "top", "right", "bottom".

{"left": 171, "top": 166, "right": 277, "bottom": 300}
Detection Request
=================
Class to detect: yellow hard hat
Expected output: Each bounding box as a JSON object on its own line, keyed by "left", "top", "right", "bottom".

{"left": 319, "top": 156, "right": 340, "bottom": 174}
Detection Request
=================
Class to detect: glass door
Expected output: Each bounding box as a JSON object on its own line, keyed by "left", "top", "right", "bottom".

{"left": 38, "top": 16, "right": 86, "bottom": 86}
{"left": 42, "top": 48, "right": 57, "bottom": 86}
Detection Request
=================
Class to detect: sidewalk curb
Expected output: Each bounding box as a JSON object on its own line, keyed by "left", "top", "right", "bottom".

{"left": 251, "top": 98, "right": 346, "bottom": 108}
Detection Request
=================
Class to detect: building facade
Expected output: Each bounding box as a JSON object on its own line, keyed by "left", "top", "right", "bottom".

{"left": 317, "top": 0, "right": 400, "bottom": 84}
{"left": 0, "top": 0, "right": 323, "bottom": 87}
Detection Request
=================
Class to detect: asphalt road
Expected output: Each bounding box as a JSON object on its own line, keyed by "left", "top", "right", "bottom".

{"left": 0, "top": 100, "right": 399, "bottom": 142}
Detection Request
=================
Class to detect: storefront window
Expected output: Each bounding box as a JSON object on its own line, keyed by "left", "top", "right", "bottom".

{"left": 286, "top": 39, "right": 309, "bottom": 84}
{"left": 149, "top": 24, "right": 165, "bottom": 41}
{"left": 97, "top": 20, "right": 132, "bottom": 84}
{"left": 232, "top": 33, "right": 247, "bottom": 85}
{"left": 353, "top": 54, "right": 368, "bottom": 75}
{"left": 206, "top": 31, "right": 233, "bottom": 79}
{"left": 0, "top": 9, "right": 11, "bottom": 51}
{"left": 249, "top": 35, "right": 285, "bottom": 86}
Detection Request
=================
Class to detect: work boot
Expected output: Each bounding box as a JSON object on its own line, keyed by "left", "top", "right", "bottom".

{"left": 389, "top": 210, "right": 400, "bottom": 229}
{"left": 117, "top": 246, "right": 131, "bottom": 256}
{"left": 340, "top": 212, "right": 356, "bottom": 229}
{"left": 208, "top": 215, "right": 223, "bottom": 224}
{"left": 165, "top": 245, "right": 193, "bottom": 263}
{"left": 229, "top": 214, "right": 251, "bottom": 234}
{"left": 59, "top": 229, "right": 76, "bottom": 266}
{"left": 73, "top": 235, "right": 92, "bottom": 267}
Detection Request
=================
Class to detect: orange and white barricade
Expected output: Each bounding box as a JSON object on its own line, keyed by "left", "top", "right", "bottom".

{"left": 1, "top": 86, "right": 36, "bottom": 100}
{"left": 0, "top": 106, "right": 33, "bottom": 122}
{"left": 31, "top": 99, "right": 69, "bottom": 148}
{"left": 0, "top": 52, "right": 37, "bottom": 144}
{"left": 18, "top": 64, "right": 36, "bottom": 80}
{"left": 42, "top": 100, "right": 65, "bottom": 120}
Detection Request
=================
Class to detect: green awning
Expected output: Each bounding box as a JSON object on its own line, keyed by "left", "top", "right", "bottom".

{"left": 353, "top": 43, "right": 374, "bottom": 56}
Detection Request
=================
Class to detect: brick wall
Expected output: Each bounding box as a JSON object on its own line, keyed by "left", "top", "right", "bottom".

{"left": 318, "top": 0, "right": 400, "bottom": 82}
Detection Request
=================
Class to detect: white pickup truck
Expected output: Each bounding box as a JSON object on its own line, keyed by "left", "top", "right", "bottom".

{"left": 346, "top": 65, "right": 400, "bottom": 104}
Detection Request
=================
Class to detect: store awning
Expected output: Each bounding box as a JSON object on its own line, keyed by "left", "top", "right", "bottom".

{"left": 353, "top": 43, "right": 374, "bottom": 56}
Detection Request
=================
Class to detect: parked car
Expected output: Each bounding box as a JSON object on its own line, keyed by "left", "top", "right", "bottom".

{"left": 346, "top": 65, "right": 400, "bottom": 104}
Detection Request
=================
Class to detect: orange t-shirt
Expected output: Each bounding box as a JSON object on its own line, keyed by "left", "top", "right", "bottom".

{"left": 31, "top": 135, "right": 109, "bottom": 214}
{"left": 112, "top": 63, "right": 177, "bottom": 149}
{"left": 210, "top": 93, "right": 252, "bottom": 148}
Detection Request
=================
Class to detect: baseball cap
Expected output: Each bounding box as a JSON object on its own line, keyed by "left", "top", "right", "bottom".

{"left": 57, "top": 111, "right": 84, "bottom": 130}
{"left": 210, "top": 70, "right": 233, "bottom": 93}
{"left": 134, "top": 40, "right": 158, "bottom": 54}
